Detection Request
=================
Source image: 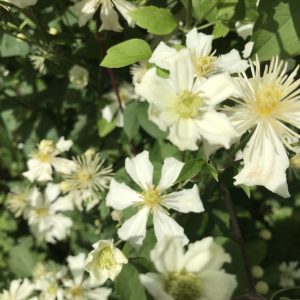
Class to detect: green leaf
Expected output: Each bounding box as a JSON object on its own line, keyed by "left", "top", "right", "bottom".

{"left": 123, "top": 102, "right": 140, "bottom": 139}
{"left": 205, "top": 161, "right": 219, "bottom": 181}
{"left": 246, "top": 239, "right": 267, "bottom": 265}
{"left": 97, "top": 118, "right": 116, "bottom": 137}
{"left": 175, "top": 159, "right": 205, "bottom": 183}
{"left": 137, "top": 103, "right": 167, "bottom": 139}
{"left": 115, "top": 264, "right": 147, "bottom": 300}
{"left": 130, "top": 6, "right": 178, "bottom": 35}
{"left": 213, "top": 21, "right": 230, "bottom": 38}
{"left": 0, "top": 34, "right": 30, "bottom": 57}
{"left": 100, "top": 39, "right": 152, "bottom": 68}
{"left": 252, "top": 0, "right": 300, "bottom": 61}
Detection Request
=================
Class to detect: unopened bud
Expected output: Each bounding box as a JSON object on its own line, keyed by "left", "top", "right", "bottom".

{"left": 259, "top": 229, "right": 272, "bottom": 240}
{"left": 251, "top": 265, "right": 264, "bottom": 278}
{"left": 255, "top": 281, "right": 269, "bottom": 295}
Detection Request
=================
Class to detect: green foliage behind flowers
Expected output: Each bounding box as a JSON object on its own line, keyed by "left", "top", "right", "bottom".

{"left": 0, "top": 0, "right": 300, "bottom": 299}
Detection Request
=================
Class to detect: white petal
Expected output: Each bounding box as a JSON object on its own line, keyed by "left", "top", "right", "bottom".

{"left": 150, "top": 236, "right": 184, "bottom": 273}
{"left": 216, "top": 49, "right": 249, "bottom": 74}
{"left": 235, "top": 21, "right": 254, "bottom": 40}
{"left": 99, "top": 3, "right": 122, "bottom": 32}
{"left": 102, "top": 103, "right": 118, "bottom": 123}
{"left": 73, "top": 0, "right": 99, "bottom": 27}
{"left": 169, "top": 49, "right": 194, "bottom": 93}
{"left": 45, "top": 183, "right": 60, "bottom": 203}
{"left": 183, "top": 237, "right": 231, "bottom": 273}
{"left": 234, "top": 123, "right": 290, "bottom": 198}
{"left": 67, "top": 253, "right": 86, "bottom": 284}
{"left": 56, "top": 137, "right": 73, "bottom": 153}
{"left": 136, "top": 68, "right": 176, "bottom": 107}
{"left": 201, "top": 270, "right": 237, "bottom": 300}
{"left": 163, "top": 185, "right": 204, "bottom": 213}
{"left": 23, "top": 159, "right": 52, "bottom": 182}
{"left": 196, "top": 110, "right": 238, "bottom": 148}
{"left": 202, "top": 139, "right": 223, "bottom": 158}
{"left": 87, "top": 288, "right": 111, "bottom": 300}
{"left": 153, "top": 209, "right": 188, "bottom": 245}
{"left": 117, "top": 207, "right": 149, "bottom": 246}
{"left": 125, "top": 151, "right": 153, "bottom": 190}
{"left": 106, "top": 179, "right": 141, "bottom": 210}
{"left": 198, "top": 73, "right": 236, "bottom": 106}
{"left": 242, "top": 41, "right": 254, "bottom": 58}
{"left": 113, "top": 0, "right": 136, "bottom": 27}
{"left": 168, "top": 119, "right": 200, "bottom": 151}
{"left": 149, "top": 42, "right": 177, "bottom": 70}
{"left": 158, "top": 157, "right": 184, "bottom": 190}
{"left": 52, "top": 157, "right": 76, "bottom": 174}
{"left": 186, "top": 28, "right": 212, "bottom": 57}
{"left": 140, "top": 273, "right": 173, "bottom": 300}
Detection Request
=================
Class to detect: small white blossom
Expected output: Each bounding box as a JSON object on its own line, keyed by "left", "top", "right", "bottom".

{"left": 72, "top": 0, "right": 135, "bottom": 32}
{"left": 106, "top": 151, "right": 204, "bottom": 246}
{"left": 23, "top": 137, "right": 75, "bottom": 182}
{"left": 2, "top": 0, "right": 37, "bottom": 8}
{"left": 29, "top": 55, "right": 46, "bottom": 75}
{"left": 85, "top": 240, "right": 128, "bottom": 284}
{"left": 0, "top": 279, "right": 34, "bottom": 300}
{"left": 27, "top": 183, "right": 73, "bottom": 243}
{"left": 140, "top": 236, "right": 237, "bottom": 300}
{"left": 137, "top": 49, "right": 238, "bottom": 151}
{"left": 60, "top": 152, "right": 113, "bottom": 211}
{"left": 227, "top": 56, "right": 300, "bottom": 197}
{"left": 279, "top": 262, "right": 300, "bottom": 287}
{"left": 69, "top": 65, "right": 89, "bottom": 90}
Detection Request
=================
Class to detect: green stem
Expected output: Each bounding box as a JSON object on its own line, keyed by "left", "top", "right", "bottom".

{"left": 185, "top": 0, "right": 192, "bottom": 30}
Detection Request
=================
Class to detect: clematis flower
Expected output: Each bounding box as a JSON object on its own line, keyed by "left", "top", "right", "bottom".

{"left": 0, "top": 279, "right": 34, "bottom": 300}
{"left": 60, "top": 151, "right": 113, "bottom": 211}
{"left": 27, "top": 183, "right": 73, "bottom": 243}
{"left": 23, "top": 137, "right": 75, "bottom": 182}
{"left": 72, "top": 0, "right": 135, "bottom": 32}
{"left": 1, "top": 0, "right": 37, "bottom": 9}
{"left": 137, "top": 49, "right": 238, "bottom": 151}
{"left": 150, "top": 27, "right": 248, "bottom": 77}
{"left": 279, "top": 262, "right": 300, "bottom": 287}
{"left": 106, "top": 151, "right": 204, "bottom": 246}
{"left": 140, "top": 236, "right": 237, "bottom": 300}
{"left": 69, "top": 65, "right": 89, "bottom": 90}
{"left": 63, "top": 253, "right": 111, "bottom": 300}
{"left": 227, "top": 56, "right": 300, "bottom": 197}
{"left": 85, "top": 240, "right": 128, "bottom": 284}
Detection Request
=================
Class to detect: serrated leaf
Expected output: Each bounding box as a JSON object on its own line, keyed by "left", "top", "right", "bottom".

{"left": 123, "top": 102, "right": 140, "bottom": 139}
{"left": 130, "top": 6, "right": 178, "bottom": 35}
{"left": 175, "top": 159, "right": 205, "bottom": 183}
{"left": 252, "top": 0, "right": 300, "bottom": 61}
{"left": 100, "top": 39, "right": 152, "bottom": 68}
{"left": 115, "top": 264, "right": 147, "bottom": 300}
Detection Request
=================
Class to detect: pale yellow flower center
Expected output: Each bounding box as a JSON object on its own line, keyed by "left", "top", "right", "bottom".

{"left": 255, "top": 84, "right": 283, "bottom": 116}
{"left": 69, "top": 284, "right": 85, "bottom": 298}
{"left": 98, "top": 246, "right": 116, "bottom": 269}
{"left": 35, "top": 206, "right": 49, "bottom": 217}
{"left": 60, "top": 180, "right": 71, "bottom": 193}
{"left": 175, "top": 90, "right": 203, "bottom": 119}
{"left": 35, "top": 140, "right": 55, "bottom": 162}
{"left": 290, "top": 154, "right": 300, "bottom": 169}
{"left": 194, "top": 55, "right": 216, "bottom": 77}
{"left": 165, "top": 271, "right": 202, "bottom": 300}
{"left": 76, "top": 170, "right": 91, "bottom": 184}
{"left": 47, "top": 282, "right": 58, "bottom": 295}
{"left": 141, "top": 186, "right": 162, "bottom": 209}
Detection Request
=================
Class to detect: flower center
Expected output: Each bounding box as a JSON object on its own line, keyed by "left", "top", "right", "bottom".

{"left": 35, "top": 140, "right": 55, "bottom": 162}
{"left": 194, "top": 55, "right": 216, "bottom": 77}
{"left": 175, "top": 90, "right": 203, "bottom": 119}
{"left": 141, "top": 186, "right": 162, "bottom": 209}
{"left": 47, "top": 282, "right": 58, "bottom": 295}
{"left": 291, "top": 154, "right": 300, "bottom": 169}
{"left": 98, "top": 246, "right": 116, "bottom": 269}
{"left": 69, "top": 284, "right": 85, "bottom": 298}
{"left": 255, "top": 84, "right": 283, "bottom": 116}
{"left": 164, "top": 271, "right": 202, "bottom": 300}
{"left": 35, "top": 206, "right": 49, "bottom": 217}
{"left": 76, "top": 170, "right": 91, "bottom": 184}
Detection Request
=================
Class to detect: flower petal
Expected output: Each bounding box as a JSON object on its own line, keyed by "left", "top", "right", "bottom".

{"left": 153, "top": 208, "right": 188, "bottom": 245}
{"left": 99, "top": 2, "right": 122, "bottom": 32}
{"left": 163, "top": 185, "right": 204, "bottom": 213}
{"left": 186, "top": 28, "right": 212, "bottom": 57}
{"left": 56, "top": 137, "right": 73, "bottom": 153}
{"left": 113, "top": 0, "right": 136, "bottom": 27}
{"left": 196, "top": 110, "right": 238, "bottom": 148}
{"left": 106, "top": 179, "right": 141, "bottom": 210}
{"left": 158, "top": 157, "right": 184, "bottom": 190}
{"left": 52, "top": 157, "right": 76, "bottom": 174}
{"left": 149, "top": 42, "right": 177, "bottom": 70}
{"left": 125, "top": 151, "right": 153, "bottom": 190}
{"left": 67, "top": 253, "right": 86, "bottom": 285}
{"left": 45, "top": 183, "right": 60, "bottom": 203}
{"left": 216, "top": 49, "right": 249, "bottom": 74}
{"left": 23, "top": 159, "right": 52, "bottom": 182}
{"left": 234, "top": 123, "right": 290, "bottom": 198}
{"left": 118, "top": 207, "right": 149, "bottom": 246}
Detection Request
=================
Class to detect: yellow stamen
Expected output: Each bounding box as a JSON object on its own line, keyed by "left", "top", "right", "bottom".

{"left": 175, "top": 90, "right": 203, "bottom": 119}
{"left": 194, "top": 55, "right": 216, "bottom": 77}
{"left": 141, "top": 186, "right": 162, "bottom": 209}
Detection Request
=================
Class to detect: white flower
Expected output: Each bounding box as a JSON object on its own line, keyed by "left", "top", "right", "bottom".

{"left": 106, "top": 151, "right": 204, "bottom": 246}
{"left": 137, "top": 49, "right": 238, "bottom": 151}
{"left": 279, "top": 262, "right": 300, "bottom": 287}
{"left": 27, "top": 183, "right": 73, "bottom": 243}
{"left": 235, "top": 21, "right": 254, "bottom": 40}
{"left": 85, "top": 240, "right": 128, "bottom": 284}
{"left": 130, "top": 61, "right": 148, "bottom": 94}
{"left": 72, "top": 0, "right": 135, "bottom": 32}
{"left": 63, "top": 253, "right": 111, "bottom": 300}
{"left": 150, "top": 27, "right": 248, "bottom": 77}
{"left": 0, "top": 279, "right": 34, "bottom": 300}
{"left": 2, "top": 0, "right": 37, "bottom": 8}
{"left": 60, "top": 152, "right": 113, "bottom": 211}
{"left": 69, "top": 65, "right": 89, "bottom": 90}
{"left": 23, "top": 137, "right": 75, "bottom": 182}
{"left": 140, "top": 236, "right": 237, "bottom": 300}
{"left": 29, "top": 55, "right": 46, "bottom": 74}
{"left": 227, "top": 57, "right": 300, "bottom": 197}
{"left": 102, "top": 82, "right": 136, "bottom": 127}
